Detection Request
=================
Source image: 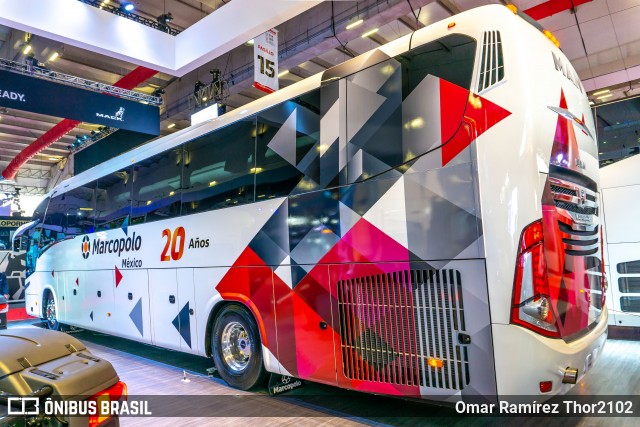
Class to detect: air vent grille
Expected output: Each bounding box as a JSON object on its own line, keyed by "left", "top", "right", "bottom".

{"left": 337, "top": 269, "right": 469, "bottom": 390}
{"left": 478, "top": 31, "right": 504, "bottom": 92}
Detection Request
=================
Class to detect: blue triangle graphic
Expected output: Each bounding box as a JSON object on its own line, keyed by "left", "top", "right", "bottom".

{"left": 129, "top": 298, "right": 144, "bottom": 336}
{"left": 89, "top": 311, "right": 93, "bottom": 321}
{"left": 121, "top": 216, "right": 129, "bottom": 236}
{"left": 172, "top": 302, "right": 191, "bottom": 348}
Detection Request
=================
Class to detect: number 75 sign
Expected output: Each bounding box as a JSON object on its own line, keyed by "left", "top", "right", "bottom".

{"left": 253, "top": 29, "right": 279, "bottom": 94}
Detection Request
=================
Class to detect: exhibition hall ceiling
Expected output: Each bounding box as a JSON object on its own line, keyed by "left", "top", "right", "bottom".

{"left": 0, "top": 0, "right": 639, "bottom": 196}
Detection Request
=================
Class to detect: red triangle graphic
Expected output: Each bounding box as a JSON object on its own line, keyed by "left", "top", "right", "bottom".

{"left": 76, "top": 278, "right": 79, "bottom": 287}
{"left": 550, "top": 89, "right": 581, "bottom": 172}
{"left": 440, "top": 81, "right": 511, "bottom": 166}
{"left": 115, "top": 266, "right": 123, "bottom": 287}
{"left": 51, "top": 270, "right": 54, "bottom": 277}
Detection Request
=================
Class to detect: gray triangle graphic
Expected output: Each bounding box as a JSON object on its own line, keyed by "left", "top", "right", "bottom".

{"left": 129, "top": 298, "right": 143, "bottom": 336}
{"left": 267, "top": 108, "right": 297, "bottom": 166}
{"left": 339, "top": 202, "right": 361, "bottom": 237}
{"left": 405, "top": 162, "right": 477, "bottom": 215}
{"left": 346, "top": 80, "right": 386, "bottom": 142}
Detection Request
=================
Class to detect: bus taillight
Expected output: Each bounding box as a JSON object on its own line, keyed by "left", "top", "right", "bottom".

{"left": 600, "top": 228, "right": 607, "bottom": 308}
{"left": 511, "top": 220, "right": 561, "bottom": 338}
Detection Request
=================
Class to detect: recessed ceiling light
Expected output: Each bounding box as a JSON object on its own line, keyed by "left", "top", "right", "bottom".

{"left": 278, "top": 70, "right": 289, "bottom": 77}
{"left": 361, "top": 28, "right": 379, "bottom": 38}
{"left": 346, "top": 19, "right": 363, "bottom": 30}
{"left": 592, "top": 89, "right": 610, "bottom": 96}
{"left": 167, "top": 123, "right": 175, "bottom": 129}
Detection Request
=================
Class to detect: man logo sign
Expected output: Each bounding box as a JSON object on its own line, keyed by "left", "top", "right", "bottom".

{"left": 82, "top": 236, "right": 90, "bottom": 259}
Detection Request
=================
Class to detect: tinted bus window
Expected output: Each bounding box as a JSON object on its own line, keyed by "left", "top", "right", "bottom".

{"left": 255, "top": 93, "right": 320, "bottom": 199}
{"left": 65, "top": 181, "right": 97, "bottom": 235}
{"left": 400, "top": 33, "right": 477, "bottom": 96}
{"left": 96, "top": 167, "right": 133, "bottom": 231}
{"left": 181, "top": 117, "right": 256, "bottom": 214}
{"left": 132, "top": 147, "right": 183, "bottom": 224}
{"left": 40, "top": 194, "right": 66, "bottom": 246}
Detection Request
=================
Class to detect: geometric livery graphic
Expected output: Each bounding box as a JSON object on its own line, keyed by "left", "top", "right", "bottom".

{"left": 440, "top": 79, "right": 511, "bottom": 166}
{"left": 172, "top": 302, "right": 191, "bottom": 348}
{"left": 115, "top": 266, "right": 123, "bottom": 287}
{"left": 129, "top": 297, "right": 144, "bottom": 336}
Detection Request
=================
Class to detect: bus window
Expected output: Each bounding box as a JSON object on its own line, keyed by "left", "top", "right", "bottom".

{"left": 132, "top": 147, "right": 182, "bottom": 224}
{"left": 181, "top": 117, "right": 256, "bottom": 214}
{"left": 24, "top": 197, "right": 49, "bottom": 276}
{"left": 64, "top": 181, "right": 97, "bottom": 235}
{"left": 255, "top": 92, "right": 320, "bottom": 199}
{"left": 399, "top": 33, "right": 477, "bottom": 97}
{"left": 96, "top": 167, "right": 133, "bottom": 231}
{"left": 40, "top": 194, "right": 67, "bottom": 247}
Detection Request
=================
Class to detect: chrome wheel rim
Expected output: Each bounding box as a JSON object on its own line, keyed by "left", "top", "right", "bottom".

{"left": 46, "top": 297, "right": 57, "bottom": 327}
{"left": 220, "top": 321, "right": 252, "bottom": 373}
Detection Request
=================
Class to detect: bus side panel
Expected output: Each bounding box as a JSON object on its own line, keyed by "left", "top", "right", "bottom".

{"left": 177, "top": 268, "right": 199, "bottom": 354}
{"left": 149, "top": 268, "right": 182, "bottom": 351}
{"left": 113, "top": 268, "right": 152, "bottom": 344}
{"left": 24, "top": 271, "right": 50, "bottom": 320}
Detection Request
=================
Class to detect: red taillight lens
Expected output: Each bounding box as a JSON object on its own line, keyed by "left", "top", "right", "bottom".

{"left": 88, "top": 381, "right": 128, "bottom": 427}
{"left": 0, "top": 303, "right": 7, "bottom": 313}
{"left": 539, "top": 381, "right": 553, "bottom": 393}
{"left": 511, "top": 220, "right": 560, "bottom": 338}
{"left": 600, "top": 228, "right": 607, "bottom": 308}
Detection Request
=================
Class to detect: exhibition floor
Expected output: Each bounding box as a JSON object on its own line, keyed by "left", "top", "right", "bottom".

{"left": 7, "top": 321, "right": 638, "bottom": 426}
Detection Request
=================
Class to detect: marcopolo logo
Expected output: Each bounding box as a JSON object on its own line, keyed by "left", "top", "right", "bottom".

{"left": 82, "top": 236, "right": 90, "bottom": 259}
{"left": 0, "top": 89, "right": 26, "bottom": 102}
{"left": 82, "top": 232, "right": 142, "bottom": 259}
{"left": 96, "top": 107, "right": 125, "bottom": 122}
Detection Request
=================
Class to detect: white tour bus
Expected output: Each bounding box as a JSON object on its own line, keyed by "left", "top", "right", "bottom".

{"left": 16, "top": 5, "right": 607, "bottom": 401}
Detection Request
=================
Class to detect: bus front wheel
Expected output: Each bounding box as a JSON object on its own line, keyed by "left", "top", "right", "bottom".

{"left": 212, "top": 304, "right": 268, "bottom": 390}
{"left": 43, "top": 291, "right": 60, "bottom": 331}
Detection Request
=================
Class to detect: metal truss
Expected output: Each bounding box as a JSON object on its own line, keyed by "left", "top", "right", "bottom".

{"left": 0, "top": 183, "right": 46, "bottom": 196}
{"left": 15, "top": 168, "right": 52, "bottom": 179}
{"left": 0, "top": 58, "right": 162, "bottom": 105}
{"left": 78, "top": 0, "right": 181, "bottom": 36}
{"left": 189, "top": 80, "right": 230, "bottom": 110}
{"left": 68, "top": 127, "right": 119, "bottom": 154}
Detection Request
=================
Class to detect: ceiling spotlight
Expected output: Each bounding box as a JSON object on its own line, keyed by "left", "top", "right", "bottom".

{"left": 278, "top": 70, "right": 289, "bottom": 78}
{"left": 167, "top": 123, "right": 176, "bottom": 129}
{"left": 245, "top": 39, "right": 254, "bottom": 46}
{"left": 22, "top": 44, "right": 32, "bottom": 55}
{"left": 48, "top": 51, "right": 60, "bottom": 62}
{"left": 157, "top": 12, "right": 173, "bottom": 25}
{"left": 122, "top": 2, "right": 135, "bottom": 12}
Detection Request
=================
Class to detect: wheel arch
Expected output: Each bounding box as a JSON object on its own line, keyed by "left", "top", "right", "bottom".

{"left": 204, "top": 297, "right": 269, "bottom": 359}
{"left": 41, "top": 285, "right": 58, "bottom": 318}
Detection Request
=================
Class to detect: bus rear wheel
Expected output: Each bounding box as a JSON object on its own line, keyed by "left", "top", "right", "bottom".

{"left": 212, "top": 304, "right": 268, "bottom": 390}
{"left": 43, "top": 292, "right": 60, "bottom": 331}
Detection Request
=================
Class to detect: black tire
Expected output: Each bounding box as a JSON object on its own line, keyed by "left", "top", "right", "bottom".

{"left": 211, "top": 304, "right": 268, "bottom": 390}
{"left": 43, "top": 291, "right": 60, "bottom": 331}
